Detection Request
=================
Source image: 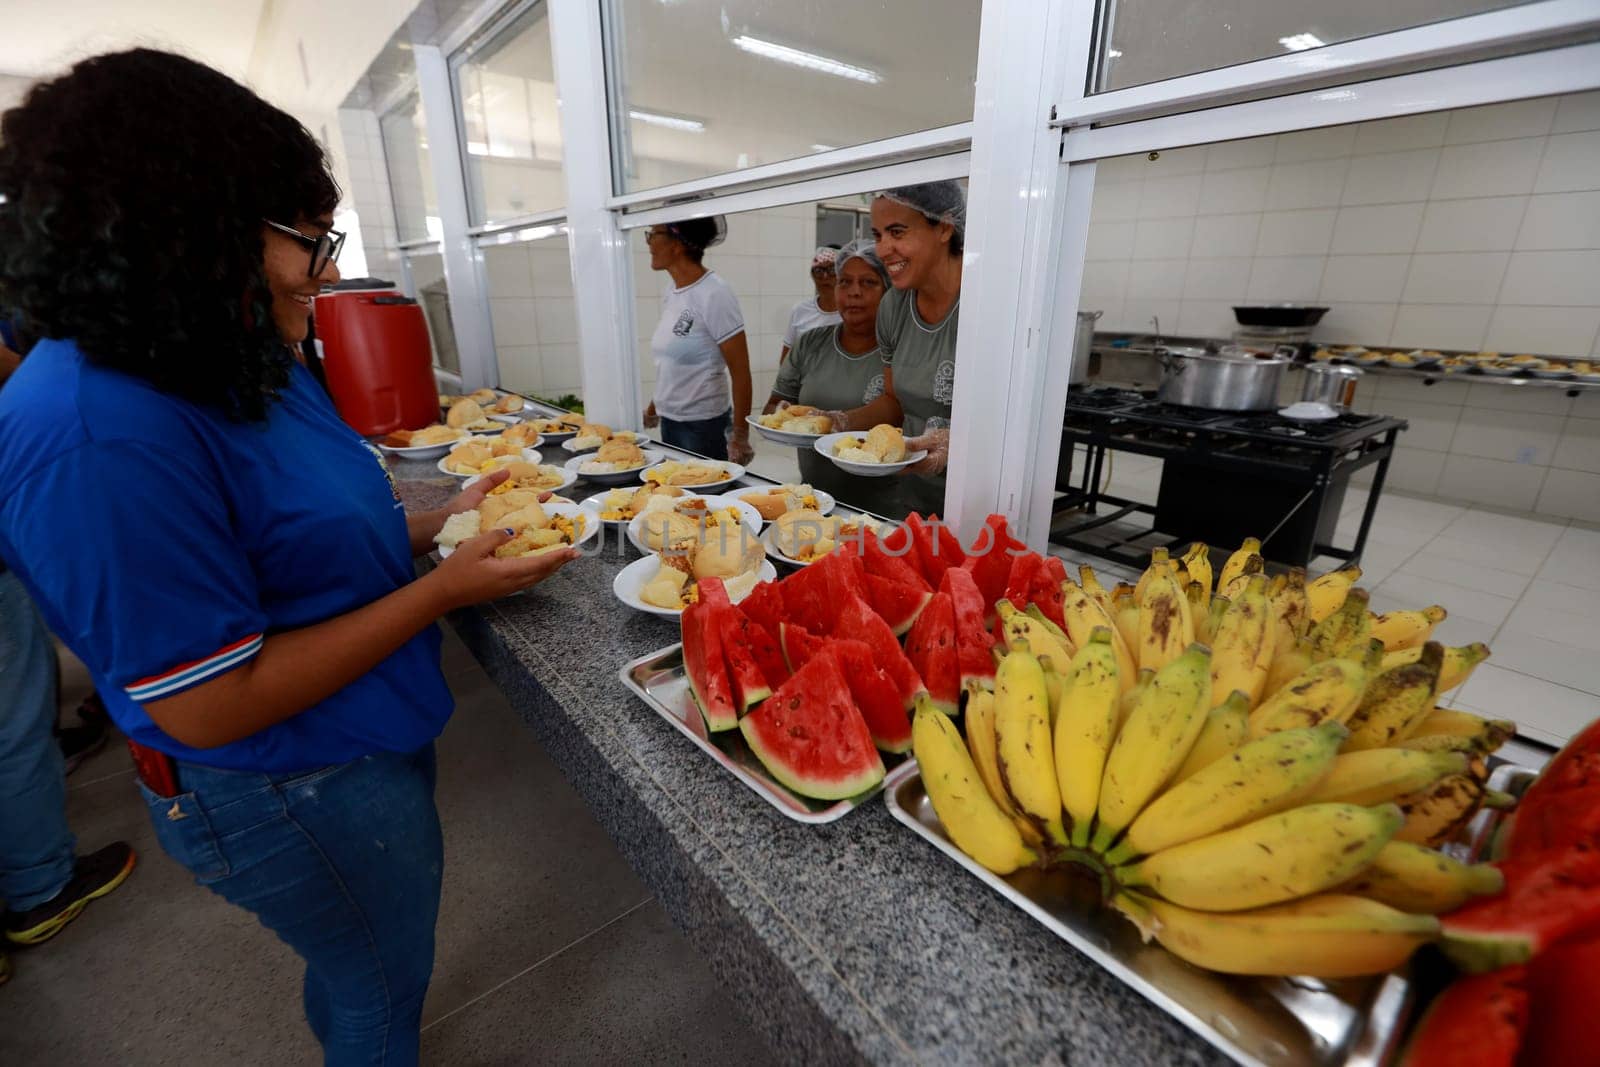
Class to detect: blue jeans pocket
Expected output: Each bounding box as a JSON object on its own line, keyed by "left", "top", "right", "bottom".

{"left": 138, "top": 784, "right": 230, "bottom": 883}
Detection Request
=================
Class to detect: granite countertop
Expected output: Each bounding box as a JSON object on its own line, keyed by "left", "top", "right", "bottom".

{"left": 393, "top": 447, "right": 1224, "bottom": 1067}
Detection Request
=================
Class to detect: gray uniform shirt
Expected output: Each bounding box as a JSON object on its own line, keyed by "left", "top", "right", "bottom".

{"left": 876, "top": 285, "right": 958, "bottom": 517}
{"left": 772, "top": 324, "right": 890, "bottom": 512}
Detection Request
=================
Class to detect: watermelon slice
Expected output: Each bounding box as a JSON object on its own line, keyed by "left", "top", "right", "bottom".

{"left": 681, "top": 601, "right": 737, "bottom": 733}
{"left": 963, "top": 514, "right": 1026, "bottom": 623}
{"left": 1519, "top": 932, "right": 1600, "bottom": 1067}
{"left": 740, "top": 651, "right": 886, "bottom": 800}
{"left": 697, "top": 576, "right": 731, "bottom": 610}
{"left": 778, "top": 556, "right": 836, "bottom": 636}
{"left": 941, "top": 566, "right": 996, "bottom": 688}
{"left": 1399, "top": 966, "right": 1527, "bottom": 1067}
{"left": 864, "top": 572, "right": 932, "bottom": 636}
{"left": 716, "top": 609, "right": 773, "bottom": 713}
{"left": 817, "top": 549, "right": 868, "bottom": 608}
{"left": 833, "top": 594, "right": 926, "bottom": 710}
{"left": 859, "top": 528, "right": 931, "bottom": 592}
{"left": 921, "top": 513, "right": 967, "bottom": 580}
{"left": 738, "top": 580, "right": 785, "bottom": 637}
{"left": 830, "top": 639, "right": 914, "bottom": 752}
{"left": 730, "top": 608, "right": 788, "bottom": 687}
{"left": 1507, "top": 717, "right": 1600, "bottom": 860}
{"left": 1002, "top": 551, "right": 1069, "bottom": 631}
{"left": 1043, "top": 554, "right": 1068, "bottom": 585}
{"left": 1442, "top": 846, "right": 1600, "bottom": 972}
{"left": 904, "top": 591, "right": 959, "bottom": 715}
{"left": 779, "top": 622, "right": 826, "bottom": 674}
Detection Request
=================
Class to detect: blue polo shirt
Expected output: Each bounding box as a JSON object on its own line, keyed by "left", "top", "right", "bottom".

{"left": 0, "top": 339, "right": 452, "bottom": 772}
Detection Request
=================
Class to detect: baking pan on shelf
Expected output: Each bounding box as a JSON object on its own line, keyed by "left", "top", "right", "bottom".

{"left": 620, "top": 643, "right": 908, "bottom": 824}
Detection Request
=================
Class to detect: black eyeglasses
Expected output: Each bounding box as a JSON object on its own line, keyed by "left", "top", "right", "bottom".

{"left": 264, "top": 219, "right": 346, "bottom": 278}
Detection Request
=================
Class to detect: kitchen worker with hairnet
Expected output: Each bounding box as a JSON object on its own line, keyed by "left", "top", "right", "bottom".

{"left": 779, "top": 245, "right": 842, "bottom": 365}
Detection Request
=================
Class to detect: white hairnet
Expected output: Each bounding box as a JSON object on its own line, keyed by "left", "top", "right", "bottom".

{"left": 810, "top": 246, "right": 839, "bottom": 268}
{"left": 834, "top": 237, "right": 889, "bottom": 287}
{"left": 877, "top": 181, "right": 966, "bottom": 254}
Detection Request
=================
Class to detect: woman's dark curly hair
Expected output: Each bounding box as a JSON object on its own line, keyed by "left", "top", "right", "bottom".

{"left": 0, "top": 49, "right": 340, "bottom": 421}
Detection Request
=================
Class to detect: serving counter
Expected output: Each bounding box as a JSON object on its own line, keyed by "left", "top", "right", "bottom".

{"left": 388, "top": 446, "right": 1224, "bottom": 1067}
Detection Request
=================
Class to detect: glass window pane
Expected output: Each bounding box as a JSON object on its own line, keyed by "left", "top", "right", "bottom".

{"left": 482, "top": 230, "right": 584, "bottom": 407}
{"left": 1097, "top": 0, "right": 1533, "bottom": 93}
{"left": 405, "top": 251, "right": 460, "bottom": 375}
{"left": 455, "top": 5, "right": 566, "bottom": 226}
{"left": 606, "top": 0, "right": 980, "bottom": 193}
{"left": 381, "top": 92, "right": 441, "bottom": 243}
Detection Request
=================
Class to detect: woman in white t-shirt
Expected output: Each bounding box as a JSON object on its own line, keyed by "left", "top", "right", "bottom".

{"left": 640, "top": 216, "right": 754, "bottom": 465}
{"left": 778, "top": 246, "right": 843, "bottom": 365}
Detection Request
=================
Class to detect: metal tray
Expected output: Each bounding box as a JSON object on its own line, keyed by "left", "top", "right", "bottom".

{"left": 619, "top": 643, "right": 906, "bottom": 824}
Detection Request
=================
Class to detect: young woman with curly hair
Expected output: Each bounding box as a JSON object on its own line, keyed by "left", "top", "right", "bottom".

{"left": 0, "top": 49, "right": 577, "bottom": 1062}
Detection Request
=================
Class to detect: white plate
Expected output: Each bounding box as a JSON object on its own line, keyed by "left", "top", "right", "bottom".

{"left": 376, "top": 432, "right": 469, "bottom": 459}
{"left": 813, "top": 432, "right": 927, "bottom": 478}
{"left": 462, "top": 467, "right": 578, "bottom": 496}
{"left": 564, "top": 449, "right": 668, "bottom": 486}
{"left": 1277, "top": 402, "right": 1339, "bottom": 422}
{"left": 639, "top": 460, "right": 745, "bottom": 494}
{"left": 488, "top": 412, "right": 525, "bottom": 424}
{"left": 745, "top": 413, "right": 830, "bottom": 448}
{"left": 625, "top": 496, "right": 764, "bottom": 554}
{"left": 561, "top": 433, "right": 650, "bottom": 455}
{"left": 437, "top": 501, "right": 599, "bottom": 563}
{"left": 611, "top": 555, "right": 778, "bottom": 618}
{"left": 437, "top": 447, "right": 545, "bottom": 478}
{"left": 728, "top": 484, "right": 836, "bottom": 518}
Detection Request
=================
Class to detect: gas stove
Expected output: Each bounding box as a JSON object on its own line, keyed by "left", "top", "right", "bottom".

{"left": 1053, "top": 387, "right": 1409, "bottom": 569}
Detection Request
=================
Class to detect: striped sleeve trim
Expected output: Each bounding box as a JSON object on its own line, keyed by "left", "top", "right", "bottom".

{"left": 125, "top": 634, "right": 263, "bottom": 702}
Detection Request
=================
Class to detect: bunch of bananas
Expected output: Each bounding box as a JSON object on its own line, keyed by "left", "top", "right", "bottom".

{"left": 913, "top": 539, "right": 1516, "bottom": 979}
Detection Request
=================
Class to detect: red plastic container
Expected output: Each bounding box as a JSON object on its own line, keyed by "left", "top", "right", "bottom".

{"left": 315, "top": 287, "right": 439, "bottom": 436}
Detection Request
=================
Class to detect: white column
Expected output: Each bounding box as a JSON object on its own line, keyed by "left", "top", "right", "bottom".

{"left": 943, "top": 0, "right": 1085, "bottom": 548}
{"left": 413, "top": 44, "right": 499, "bottom": 391}
{"left": 547, "top": 0, "right": 641, "bottom": 430}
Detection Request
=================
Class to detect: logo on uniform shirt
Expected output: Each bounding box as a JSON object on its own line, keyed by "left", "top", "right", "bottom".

{"left": 864, "top": 373, "right": 885, "bottom": 403}
{"left": 361, "top": 440, "right": 404, "bottom": 506}
{"left": 933, "top": 361, "right": 956, "bottom": 405}
{"left": 672, "top": 310, "right": 696, "bottom": 337}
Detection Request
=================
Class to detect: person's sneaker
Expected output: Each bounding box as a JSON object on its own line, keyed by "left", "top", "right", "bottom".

{"left": 4, "top": 843, "right": 136, "bottom": 946}
{"left": 58, "top": 722, "right": 107, "bottom": 776}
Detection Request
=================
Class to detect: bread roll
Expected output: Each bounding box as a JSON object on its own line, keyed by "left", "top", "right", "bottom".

{"left": 447, "top": 399, "right": 485, "bottom": 429}
{"left": 747, "top": 491, "right": 789, "bottom": 522}
{"left": 412, "top": 424, "right": 461, "bottom": 446}
{"left": 479, "top": 489, "right": 541, "bottom": 527}
{"left": 866, "top": 424, "right": 906, "bottom": 463}
{"left": 640, "top": 511, "right": 701, "bottom": 551}
{"left": 496, "top": 501, "right": 551, "bottom": 532}
{"left": 787, "top": 415, "right": 831, "bottom": 434}
{"left": 692, "top": 528, "right": 762, "bottom": 580}
{"left": 596, "top": 440, "right": 645, "bottom": 466}
{"left": 469, "top": 388, "right": 497, "bottom": 405}
{"left": 576, "top": 423, "right": 613, "bottom": 440}
{"left": 773, "top": 509, "right": 839, "bottom": 559}
{"left": 446, "top": 440, "right": 493, "bottom": 472}
{"left": 492, "top": 394, "right": 523, "bottom": 414}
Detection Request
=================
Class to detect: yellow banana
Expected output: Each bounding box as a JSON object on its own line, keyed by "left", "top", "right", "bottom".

{"left": 996, "top": 600, "right": 1074, "bottom": 675}
{"left": 1053, "top": 629, "right": 1121, "bottom": 849}
{"left": 1118, "top": 667, "right": 1155, "bottom": 733}
{"left": 1263, "top": 636, "right": 1312, "bottom": 705}
{"left": 1196, "top": 593, "right": 1229, "bottom": 647}
{"left": 1114, "top": 719, "right": 1348, "bottom": 862}
{"left": 1118, "top": 803, "right": 1403, "bottom": 911}
{"left": 1370, "top": 605, "right": 1447, "bottom": 652}
{"left": 1114, "top": 601, "right": 1142, "bottom": 663}
{"left": 1217, "top": 537, "right": 1262, "bottom": 593}
{"left": 994, "top": 645, "right": 1069, "bottom": 847}
{"left": 912, "top": 701, "right": 1038, "bottom": 875}
{"left": 1209, "top": 575, "right": 1275, "bottom": 706}
{"left": 1079, "top": 564, "right": 1114, "bottom": 617}
{"left": 1301, "top": 748, "right": 1469, "bottom": 807}
{"left": 1308, "top": 587, "right": 1372, "bottom": 662}
{"left": 1136, "top": 567, "right": 1192, "bottom": 672}
{"left": 1342, "top": 642, "right": 1445, "bottom": 751}
{"left": 1092, "top": 645, "right": 1212, "bottom": 853}
{"left": 1134, "top": 547, "right": 1172, "bottom": 606}
{"left": 1059, "top": 577, "right": 1139, "bottom": 694}
{"left": 1185, "top": 581, "right": 1208, "bottom": 639}
{"left": 1361, "top": 636, "right": 1386, "bottom": 673}
{"left": 1181, "top": 542, "right": 1212, "bottom": 611}
{"left": 1113, "top": 891, "right": 1438, "bottom": 978}
{"left": 1306, "top": 564, "right": 1362, "bottom": 624}
{"left": 1247, "top": 658, "right": 1369, "bottom": 738}
{"left": 1403, "top": 708, "right": 1516, "bottom": 753}
{"left": 963, "top": 685, "right": 1045, "bottom": 848}
{"left": 1381, "top": 642, "right": 1491, "bottom": 693}
{"left": 1041, "top": 660, "right": 1064, "bottom": 728}
{"left": 1392, "top": 769, "right": 1513, "bottom": 847}
{"left": 1340, "top": 840, "right": 1505, "bottom": 915}
{"left": 1217, "top": 555, "right": 1265, "bottom": 602}
{"left": 1173, "top": 691, "right": 1250, "bottom": 784}
{"left": 1268, "top": 566, "right": 1310, "bottom": 650}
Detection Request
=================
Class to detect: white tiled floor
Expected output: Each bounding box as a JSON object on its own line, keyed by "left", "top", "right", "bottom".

{"left": 1054, "top": 455, "right": 1600, "bottom": 758}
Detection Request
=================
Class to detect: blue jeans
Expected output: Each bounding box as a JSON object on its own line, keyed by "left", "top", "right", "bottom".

{"left": 0, "top": 569, "right": 76, "bottom": 912}
{"left": 659, "top": 409, "right": 731, "bottom": 461}
{"left": 144, "top": 745, "right": 442, "bottom": 1066}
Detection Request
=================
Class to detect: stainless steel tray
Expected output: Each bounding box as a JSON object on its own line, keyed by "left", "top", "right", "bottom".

{"left": 886, "top": 766, "right": 1412, "bottom": 1067}
{"left": 619, "top": 643, "right": 907, "bottom": 824}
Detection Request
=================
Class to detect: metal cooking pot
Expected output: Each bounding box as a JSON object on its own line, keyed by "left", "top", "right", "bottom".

{"left": 1301, "top": 363, "right": 1363, "bottom": 411}
{"left": 1069, "top": 309, "right": 1102, "bottom": 385}
{"left": 1157, "top": 344, "right": 1295, "bottom": 411}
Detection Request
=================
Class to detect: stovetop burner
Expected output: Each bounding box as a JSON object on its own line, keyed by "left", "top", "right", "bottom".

{"left": 1063, "top": 387, "right": 1400, "bottom": 453}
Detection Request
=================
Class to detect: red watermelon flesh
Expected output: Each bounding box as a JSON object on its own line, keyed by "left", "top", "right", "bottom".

{"left": 941, "top": 565, "right": 996, "bottom": 687}
{"left": 833, "top": 594, "right": 926, "bottom": 710}
{"left": 1519, "top": 932, "right": 1600, "bottom": 1067}
{"left": 922, "top": 513, "right": 967, "bottom": 577}
{"left": 697, "top": 575, "right": 731, "bottom": 610}
{"left": 778, "top": 557, "right": 835, "bottom": 636}
{"left": 1043, "top": 554, "right": 1068, "bottom": 585}
{"left": 716, "top": 608, "right": 773, "bottom": 713}
{"left": 864, "top": 572, "right": 932, "bottom": 636}
{"left": 829, "top": 639, "right": 914, "bottom": 752}
{"left": 963, "top": 515, "right": 1026, "bottom": 623}
{"left": 1507, "top": 717, "right": 1600, "bottom": 860}
{"left": 1399, "top": 966, "right": 1527, "bottom": 1067}
{"left": 738, "top": 580, "right": 785, "bottom": 637}
{"left": 779, "top": 622, "right": 826, "bottom": 674}
{"left": 879, "top": 520, "right": 914, "bottom": 560}
{"left": 817, "top": 549, "right": 868, "bottom": 609}
{"left": 682, "top": 602, "right": 738, "bottom": 733}
{"left": 902, "top": 514, "right": 939, "bottom": 585}
{"left": 860, "top": 528, "right": 931, "bottom": 592}
{"left": 904, "top": 591, "right": 959, "bottom": 715}
{"left": 1003, "top": 553, "right": 1046, "bottom": 613}
{"left": 1441, "top": 846, "right": 1600, "bottom": 973}
{"left": 721, "top": 606, "right": 788, "bottom": 693}
{"left": 739, "top": 651, "right": 886, "bottom": 801}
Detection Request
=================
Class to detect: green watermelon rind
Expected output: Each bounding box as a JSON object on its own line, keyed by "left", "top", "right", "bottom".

{"left": 683, "top": 606, "right": 738, "bottom": 733}
{"left": 738, "top": 655, "right": 887, "bottom": 801}
{"left": 740, "top": 718, "right": 886, "bottom": 801}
